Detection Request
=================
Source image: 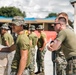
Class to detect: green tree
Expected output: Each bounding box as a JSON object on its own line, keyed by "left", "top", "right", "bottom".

{"left": 46, "top": 13, "right": 57, "bottom": 18}
{"left": 0, "top": 6, "right": 26, "bottom": 17}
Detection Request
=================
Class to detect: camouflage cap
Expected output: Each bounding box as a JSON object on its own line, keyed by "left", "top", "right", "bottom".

{"left": 1, "top": 23, "right": 9, "bottom": 30}
{"left": 37, "top": 25, "right": 44, "bottom": 30}
{"left": 11, "top": 16, "right": 25, "bottom": 26}
{"left": 29, "top": 25, "right": 35, "bottom": 30}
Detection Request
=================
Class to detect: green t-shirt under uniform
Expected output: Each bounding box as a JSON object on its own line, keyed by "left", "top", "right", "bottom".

{"left": 29, "top": 32, "right": 38, "bottom": 48}
{"left": 1, "top": 32, "right": 14, "bottom": 46}
{"left": 11, "top": 32, "right": 30, "bottom": 72}
{"left": 57, "top": 29, "right": 76, "bottom": 59}
{"left": 37, "top": 32, "right": 46, "bottom": 48}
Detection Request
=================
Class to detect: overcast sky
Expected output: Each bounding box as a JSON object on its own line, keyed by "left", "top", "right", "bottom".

{"left": 0, "top": 0, "right": 74, "bottom": 21}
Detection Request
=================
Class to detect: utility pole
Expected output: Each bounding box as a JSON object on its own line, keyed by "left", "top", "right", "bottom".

{"left": 70, "top": 0, "right": 76, "bottom": 33}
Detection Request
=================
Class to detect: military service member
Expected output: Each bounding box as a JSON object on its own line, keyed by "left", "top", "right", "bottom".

{"left": 57, "top": 12, "right": 73, "bottom": 31}
{"left": 35, "top": 25, "right": 47, "bottom": 75}
{"left": 0, "top": 23, "right": 14, "bottom": 46}
{"left": 55, "top": 50, "right": 67, "bottom": 75}
{"left": 29, "top": 25, "right": 38, "bottom": 75}
{"left": 0, "top": 16, "right": 30, "bottom": 75}
{"left": 55, "top": 12, "right": 73, "bottom": 75}
{"left": 48, "top": 17, "right": 76, "bottom": 75}
{"left": 0, "top": 23, "right": 14, "bottom": 75}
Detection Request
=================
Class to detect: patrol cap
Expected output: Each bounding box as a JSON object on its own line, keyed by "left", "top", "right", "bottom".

{"left": 37, "top": 25, "right": 44, "bottom": 30}
{"left": 1, "top": 23, "right": 9, "bottom": 30}
{"left": 29, "top": 25, "right": 35, "bottom": 30}
{"left": 11, "top": 16, "right": 25, "bottom": 26}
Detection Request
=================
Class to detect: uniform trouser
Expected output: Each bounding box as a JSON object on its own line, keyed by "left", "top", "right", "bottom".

{"left": 10, "top": 68, "right": 30, "bottom": 75}
{"left": 7, "top": 51, "right": 15, "bottom": 75}
{"left": 66, "top": 58, "right": 76, "bottom": 75}
{"left": 56, "top": 56, "right": 67, "bottom": 75}
{"left": 36, "top": 48, "right": 46, "bottom": 72}
{"left": 29, "top": 47, "right": 35, "bottom": 72}
{"left": 0, "top": 52, "right": 8, "bottom": 75}
{"left": 56, "top": 64, "right": 66, "bottom": 75}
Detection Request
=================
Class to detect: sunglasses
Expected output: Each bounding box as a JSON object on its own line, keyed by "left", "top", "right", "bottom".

{"left": 53, "top": 23, "right": 61, "bottom": 26}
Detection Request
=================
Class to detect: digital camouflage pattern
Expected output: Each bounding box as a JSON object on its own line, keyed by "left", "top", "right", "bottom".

{"left": 37, "top": 31, "right": 47, "bottom": 73}
{"left": 29, "top": 32, "right": 38, "bottom": 74}
{"left": 56, "top": 28, "right": 76, "bottom": 75}
{"left": 66, "top": 58, "right": 76, "bottom": 75}
{"left": 11, "top": 68, "right": 30, "bottom": 75}
{"left": 55, "top": 51, "right": 67, "bottom": 75}
{"left": 11, "top": 16, "right": 25, "bottom": 26}
{"left": 11, "top": 32, "right": 30, "bottom": 72}
{"left": 55, "top": 24, "right": 73, "bottom": 75}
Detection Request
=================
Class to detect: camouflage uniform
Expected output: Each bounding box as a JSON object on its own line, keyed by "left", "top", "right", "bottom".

{"left": 29, "top": 25, "right": 38, "bottom": 75}
{"left": 11, "top": 32, "right": 30, "bottom": 75}
{"left": 1, "top": 31, "right": 14, "bottom": 46}
{"left": 10, "top": 16, "right": 30, "bottom": 75}
{"left": 66, "top": 58, "right": 76, "bottom": 75}
{"left": 0, "top": 23, "right": 14, "bottom": 75}
{"left": 36, "top": 25, "right": 47, "bottom": 74}
{"left": 11, "top": 69, "right": 30, "bottom": 75}
{"left": 56, "top": 28, "right": 76, "bottom": 75}
{"left": 55, "top": 25, "right": 73, "bottom": 75}
{"left": 55, "top": 51, "right": 67, "bottom": 75}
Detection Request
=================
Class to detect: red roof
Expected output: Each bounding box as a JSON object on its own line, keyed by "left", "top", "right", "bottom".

{"left": 35, "top": 31, "right": 57, "bottom": 42}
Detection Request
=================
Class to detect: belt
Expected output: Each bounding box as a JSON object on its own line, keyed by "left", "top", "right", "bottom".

{"left": 67, "top": 56, "right": 76, "bottom": 61}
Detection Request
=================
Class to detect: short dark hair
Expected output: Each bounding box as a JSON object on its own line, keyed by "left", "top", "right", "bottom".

{"left": 58, "top": 17, "right": 67, "bottom": 24}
